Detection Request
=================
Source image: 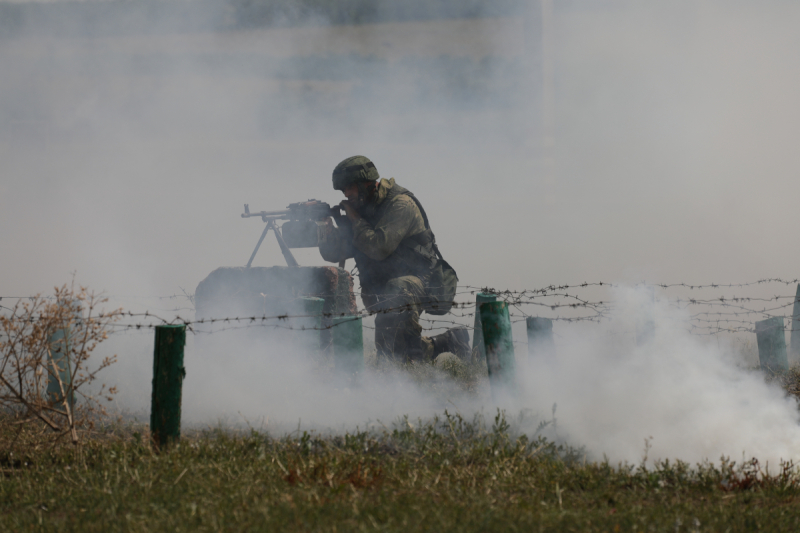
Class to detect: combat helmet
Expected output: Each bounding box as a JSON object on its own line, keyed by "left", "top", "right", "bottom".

{"left": 332, "top": 155, "right": 379, "bottom": 190}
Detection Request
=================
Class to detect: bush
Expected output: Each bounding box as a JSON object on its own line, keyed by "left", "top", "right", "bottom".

{"left": 0, "top": 282, "right": 122, "bottom": 446}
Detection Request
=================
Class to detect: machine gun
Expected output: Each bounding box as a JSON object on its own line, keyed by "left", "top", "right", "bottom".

{"left": 241, "top": 199, "right": 349, "bottom": 268}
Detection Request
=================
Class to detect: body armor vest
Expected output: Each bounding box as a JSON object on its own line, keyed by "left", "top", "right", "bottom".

{"left": 353, "top": 184, "right": 439, "bottom": 292}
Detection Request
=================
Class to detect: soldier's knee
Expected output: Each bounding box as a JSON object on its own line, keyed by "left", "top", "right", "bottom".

{"left": 384, "top": 276, "right": 425, "bottom": 297}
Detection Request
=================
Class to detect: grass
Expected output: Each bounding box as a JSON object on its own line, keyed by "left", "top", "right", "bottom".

{"left": 3, "top": 409, "right": 800, "bottom": 532}
{"left": 769, "top": 366, "right": 800, "bottom": 401}
{"left": 4, "top": 352, "right": 800, "bottom": 532}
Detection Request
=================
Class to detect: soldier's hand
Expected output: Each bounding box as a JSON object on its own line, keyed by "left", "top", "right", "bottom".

{"left": 340, "top": 200, "right": 361, "bottom": 222}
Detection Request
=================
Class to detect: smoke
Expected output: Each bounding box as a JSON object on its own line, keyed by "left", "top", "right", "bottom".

{"left": 2, "top": 0, "right": 800, "bottom": 464}
{"left": 179, "top": 332, "right": 490, "bottom": 433}
{"left": 115, "top": 283, "right": 800, "bottom": 467}
{"left": 519, "top": 286, "right": 800, "bottom": 465}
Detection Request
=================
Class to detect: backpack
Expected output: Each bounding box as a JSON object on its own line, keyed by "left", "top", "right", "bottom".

{"left": 404, "top": 194, "right": 459, "bottom": 316}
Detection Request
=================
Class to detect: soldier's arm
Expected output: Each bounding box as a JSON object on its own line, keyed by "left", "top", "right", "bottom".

{"left": 318, "top": 218, "right": 355, "bottom": 263}
{"left": 352, "top": 196, "right": 422, "bottom": 261}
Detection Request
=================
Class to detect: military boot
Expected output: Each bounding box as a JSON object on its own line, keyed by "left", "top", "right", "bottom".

{"left": 431, "top": 327, "right": 471, "bottom": 362}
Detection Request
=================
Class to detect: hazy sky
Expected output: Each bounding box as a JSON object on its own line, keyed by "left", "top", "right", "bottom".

{"left": 2, "top": 1, "right": 799, "bottom": 303}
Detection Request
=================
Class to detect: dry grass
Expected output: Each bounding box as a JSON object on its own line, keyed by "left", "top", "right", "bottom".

{"left": 3, "top": 409, "right": 800, "bottom": 532}
{"left": 768, "top": 365, "right": 800, "bottom": 401}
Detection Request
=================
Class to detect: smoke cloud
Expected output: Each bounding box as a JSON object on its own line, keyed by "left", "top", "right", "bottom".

{"left": 519, "top": 286, "right": 800, "bottom": 465}
{"left": 2, "top": 0, "right": 800, "bottom": 464}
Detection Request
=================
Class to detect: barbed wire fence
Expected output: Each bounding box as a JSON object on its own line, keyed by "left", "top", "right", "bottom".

{"left": 5, "top": 279, "right": 797, "bottom": 442}
{"left": 2, "top": 278, "right": 800, "bottom": 339}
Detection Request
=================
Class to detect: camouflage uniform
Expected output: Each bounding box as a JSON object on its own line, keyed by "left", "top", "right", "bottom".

{"left": 319, "top": 177, "right": 437, "bottom": 362}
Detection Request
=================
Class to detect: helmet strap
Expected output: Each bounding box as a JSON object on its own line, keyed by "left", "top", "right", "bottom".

{"left": 357, "top": 181, "right": 378, "bottom": 206}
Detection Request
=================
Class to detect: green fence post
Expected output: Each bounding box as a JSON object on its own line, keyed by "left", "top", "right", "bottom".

{"left": 298, "top": 296, "right": 325, "bottom": 354}
{"left": 526, "top": 317, "right": 555, "bottom": 359}
{"left": 635, "top": 286, "right": 655, "bottom": 345}
{"left": 332, "top": 316, "right": 364, "bottom": 374}
{"left": 480, "top": 301, "right": 517, "bottom": 398}
{"left": 472, "top": 293, "right": 497, "bottom": 364}
{"left": 755, "top": 317, "right": 788, "bottom": 374}
{"left": 790, "top": 284, "right": 800, "bottom": 363}
{"left": 47, "top": 300, "right": 79, "bottom": 412}
{"left": 47, "top": 324, "right": 74, "bottom": 412}
{"left": 150, "top": 325, "right": 186, "bottom": 449}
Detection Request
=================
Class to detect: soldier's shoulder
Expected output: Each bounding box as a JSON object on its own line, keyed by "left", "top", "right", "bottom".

{"left": 381, "top": 178, "right": 422, "bottom": 214}
{"left": 388, "top": 192, "right": 420, "bottom": 212}
{"left": 391, "top": 192, "right": 415, "bottom": 204}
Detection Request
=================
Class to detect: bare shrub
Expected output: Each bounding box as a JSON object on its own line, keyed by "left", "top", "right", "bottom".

{"left": 0, "top": 282, "right": 122, "bottom": 445}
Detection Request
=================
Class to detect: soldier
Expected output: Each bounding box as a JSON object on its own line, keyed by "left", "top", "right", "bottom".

{"left": 318, "top": 155, "right": 469, "bottom": 363}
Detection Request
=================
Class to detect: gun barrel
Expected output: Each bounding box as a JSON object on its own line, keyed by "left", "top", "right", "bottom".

{"left": 241, "top": 201, "right": 344, "bottom": 221}
{"left": 259, "top": 209, "right": 291, "bottom": 217}
{"left": 241, "top": 209, "right": 290, "bottom": 219}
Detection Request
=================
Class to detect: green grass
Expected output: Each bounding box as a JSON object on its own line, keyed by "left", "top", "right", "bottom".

{"left": 4, "top": 359, "right": 800, "bottom": 531}
{"left": 3, "top": 410, "right": 800, "bottom": 532}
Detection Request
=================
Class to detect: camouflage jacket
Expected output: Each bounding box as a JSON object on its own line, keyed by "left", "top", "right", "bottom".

{"left": 319, "top": 178, "right": 438, "bottom": 290}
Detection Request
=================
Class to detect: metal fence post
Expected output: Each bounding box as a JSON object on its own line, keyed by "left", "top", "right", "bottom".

{"left": 332, "top": 316, "right": 364, "bottom": 374}
{"left": 472, "top": 292, "right": 497, "bottom": 364}
{"left": 790, "top": 284, "right": 800, "bottom": 363}
{"left": 526, "top": 316, "right": 555, "bottom": 359}
{"left": 47, "top": 300, "right": 79, "bottom": 411}
{"left": 299, "top": 296, "right": 325, "bottom": 354}
{"left": 635, "top": 286, "right": 655, "bottom": 346}
{"left": 480, "top": 301, "right": 517, "bottom": 398}
{"left": 47, "top": 323, "right": 74, "bottom": 411}
{"left": 150, "top": 325, "right": 186, "bottom": 449}
{"left": 755, "top": 317, "right": 788, "bottom": 374}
